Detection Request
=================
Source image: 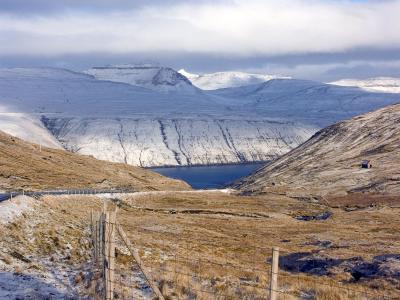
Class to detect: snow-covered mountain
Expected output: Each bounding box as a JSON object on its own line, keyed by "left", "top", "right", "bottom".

{"left": 331, "top": 77, "right": 400, "bottom": 93}
{"left": 209, "top": 78, "right": 400, "bottom": 126}
{"left": 178, "top": 69, "right": 288, "bottom": 90}
{"left": 85, "top": 64, "right": 199, "bottom": 94}
{"left": 1, "top": 67, "right": 399, "bottom": 167}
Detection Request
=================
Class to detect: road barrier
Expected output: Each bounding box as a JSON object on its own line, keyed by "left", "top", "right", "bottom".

{"left": 0, "top": 188, "right": 136, "bottom": 203}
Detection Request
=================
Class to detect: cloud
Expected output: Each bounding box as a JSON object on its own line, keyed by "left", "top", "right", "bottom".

{"left": 0, "top": 0, "right": 399, "bottom": 57}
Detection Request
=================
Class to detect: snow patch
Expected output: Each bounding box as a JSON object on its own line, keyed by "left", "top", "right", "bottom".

{"left": 0, "top": 195, "right": 37, "bottom": 224}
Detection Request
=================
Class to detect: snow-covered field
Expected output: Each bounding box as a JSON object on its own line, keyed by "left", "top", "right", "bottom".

{"left": 0, "top": 196, "right": 88, "bottom": 299}
{"left": 1, "top": 66, "right": 400, "bottom": 167}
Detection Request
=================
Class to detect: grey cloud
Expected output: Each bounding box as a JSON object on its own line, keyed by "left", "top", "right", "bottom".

{"left": 0, "top": 0, "right": 217, "bottom": 15}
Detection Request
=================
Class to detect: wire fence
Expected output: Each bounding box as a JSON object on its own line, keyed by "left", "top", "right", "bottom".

{"left": 89, "top": 206, "right": 398, "bottom": 300}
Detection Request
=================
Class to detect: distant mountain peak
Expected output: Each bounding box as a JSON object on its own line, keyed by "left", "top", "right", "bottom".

{"left": 85, "top": 65, "right": 197, "bottom": 93}
{"left": 152, "top": 67, "right": 192, "bottom": 87}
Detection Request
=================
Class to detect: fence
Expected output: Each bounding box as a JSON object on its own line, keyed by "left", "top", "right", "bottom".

{"left": 0, "top": 188, "right": 136, "bottom": 203}
{"left": 89, "top": 203, "right": 397, "bottom": 299}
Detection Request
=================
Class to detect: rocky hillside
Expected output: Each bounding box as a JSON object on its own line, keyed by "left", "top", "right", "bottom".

{"left": 0, "top": 131, "right": 189, "bottom": 191}
{"left": 235, "top": 104, "right": 400, "bottom": 199}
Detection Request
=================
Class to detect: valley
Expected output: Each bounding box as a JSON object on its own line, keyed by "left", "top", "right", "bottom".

{"left": 2, "top": 1, "right": 400, "bottom": 299}
{"left": 0, "top": 94, "right": 399, "bottom": 299}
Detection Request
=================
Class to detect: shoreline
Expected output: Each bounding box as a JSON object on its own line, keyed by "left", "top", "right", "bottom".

{"left": 146, "top": 160, "right": 270, "bottom": 170}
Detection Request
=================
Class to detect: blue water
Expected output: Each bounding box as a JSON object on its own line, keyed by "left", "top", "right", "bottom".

{"left": 151, "top": 163, "right": 266, "bottom": 189}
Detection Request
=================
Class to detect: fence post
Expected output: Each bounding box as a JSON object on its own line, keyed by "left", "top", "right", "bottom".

{"left": 91, "top": 211, "right": 100, "bottom": 264}
{"left": 104, "top": 211, "right": 116, "bottom": 300}
{"left": 269, "top": 247, "right": 280, "bottom": 300}
{"left": 99, "top": 213, "right": 104, "bottom": 267}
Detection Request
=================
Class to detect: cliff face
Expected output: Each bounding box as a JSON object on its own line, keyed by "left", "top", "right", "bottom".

{"left": 235, "top": 104, "right": 400, "bottom": 198}
{"left": 41, "top": 117, "right": 316, "bottom": 167}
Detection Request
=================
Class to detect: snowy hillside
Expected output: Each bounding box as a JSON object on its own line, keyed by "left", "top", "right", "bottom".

{"left": 0, "top": 113, "right": 62, "bottom": 149}
{"left": 331, "top": 77, "right": 400, "bottom": 93}
{"left": 85, "top": 64, "right": 199, "bottom": 94}
{"left": 210, "top": 78, "right": 400, "bottom": 127}
{"left": 179, "top": 69, "right": 289, "bottom": 90}
{"left": 1, "top": 67, "right": 399, "bottom": 167}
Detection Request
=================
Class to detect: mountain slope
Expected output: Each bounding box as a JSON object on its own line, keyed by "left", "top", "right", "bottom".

{"left": 210, "top": 79, "right": 400, "bottom": 127}
{"left": 0, "top": 130, "right": 189, "bottom": 191}
{"left": 0, "top": 113, "right": 62, "bottom": 149}
{"left": 331, "top": 77, "right": 400, "bottom": 93}
{"left": 85, "top": 65, "right": 199, "bottom": 94}
{"left": 179, "top": 69, "right": 287, "bottom": 90}
{"left": 235, "top": 104, "right": 400, "bottom": 199}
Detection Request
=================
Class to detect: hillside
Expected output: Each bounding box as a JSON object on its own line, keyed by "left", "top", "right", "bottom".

{"left": 0, "top": 131, "right": 189, "bottom": 191}
{"left": 210, "top": 78, "right": 400, "bottom": 126}
{"left": 1, "top": 67, "right": 400, "bottom": 167}
{"left": 331, "top": 77, "right": 400, "bottom": 93}
{"left": 178, "top": 69, "right": 287, "bottom": 90}
{"left": 235, "top": 104, "right": 400, "bottom": 200}
{"left": 0, "top": 113, "right": 62, "bottom": 149}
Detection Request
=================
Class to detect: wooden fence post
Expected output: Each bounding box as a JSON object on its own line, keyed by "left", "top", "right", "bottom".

{"left": 269, "top": 247, "right": 280, "bottom": 300}
{"left": 104, "top": 211, "right": 116, "bottom": 300}
{"left": 91, "top": 211, "right": 100, "bottom": 264}
{"left": 99, "top": 213, "right": 104, "bottom": 267}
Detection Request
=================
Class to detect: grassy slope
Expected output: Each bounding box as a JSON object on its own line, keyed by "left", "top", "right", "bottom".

{"left": 235, "top": 104, "right": 400, "bottom": 200}
{"left": 0, "top": 131, "right": 190, "bottom": 191}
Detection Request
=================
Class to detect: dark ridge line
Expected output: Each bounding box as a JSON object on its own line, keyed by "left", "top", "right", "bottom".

{"left": 158, "top": 120, "right": 181, "bottom": 165}
{"left": 172, "top": 120, "right": 191, "bottom": 165}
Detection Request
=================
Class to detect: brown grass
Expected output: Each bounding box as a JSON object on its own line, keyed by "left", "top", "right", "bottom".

{"left": 2, "top": 192, "right": 399, "bottom": 299}
{"left": 0, "top": 130, "right": 190, "bottom": 191}
{"left": 113, "top": 191, "right": 400, "bottom": 299}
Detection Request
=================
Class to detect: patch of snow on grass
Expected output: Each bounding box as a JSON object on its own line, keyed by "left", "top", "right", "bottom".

{"left": 0, "top": 195, "right": 37, "bottom": 224}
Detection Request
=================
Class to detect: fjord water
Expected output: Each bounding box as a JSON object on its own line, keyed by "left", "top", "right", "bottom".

{"left": 151, "top": 163, "right": 266, "bottom": 189}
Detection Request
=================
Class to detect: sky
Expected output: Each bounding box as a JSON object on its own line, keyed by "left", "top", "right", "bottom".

{"left": 1, "top": 0, "right": 400, "bottom": 81}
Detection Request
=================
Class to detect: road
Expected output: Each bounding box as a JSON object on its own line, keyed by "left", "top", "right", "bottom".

{"left": 0, "top": 188, "right": 135, "bottom": 203}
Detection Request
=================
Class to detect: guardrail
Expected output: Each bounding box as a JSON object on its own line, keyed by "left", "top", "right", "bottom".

{"left": 0, "top": 188, "right": 135, "bottom": 203}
